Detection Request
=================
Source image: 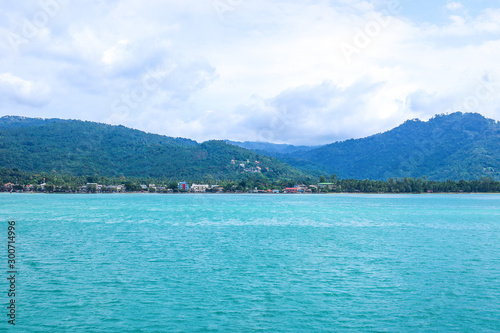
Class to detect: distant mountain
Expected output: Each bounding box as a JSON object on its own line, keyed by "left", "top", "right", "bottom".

{"left": 2, "top": 113, "right": 498, "bottom": 181}
{"left": 0, "top": 116, "right": 315, "bottom": 181}
{"left": 0, "top": 115, "right": 69, "bottom": 129}
{"left": 283, "top": 112, "right": 500, "bottom": 180}
{"left": 225, "top": 141, "right": 327, "bottom": 175}
{"left": 225, "top": 140, "right": 320, "bottom": 155}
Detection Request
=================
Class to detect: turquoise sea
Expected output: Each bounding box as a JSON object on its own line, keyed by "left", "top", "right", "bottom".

{"left": 1, "top": 193, "right": 499, "bottom": 332}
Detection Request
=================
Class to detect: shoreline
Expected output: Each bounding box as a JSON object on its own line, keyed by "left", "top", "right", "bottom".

{"left": 1, "top": 191, "right": 499, "bottom": 195}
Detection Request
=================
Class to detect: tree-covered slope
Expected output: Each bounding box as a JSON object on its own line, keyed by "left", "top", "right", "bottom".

{"left": 0, "top": 117, "right": 313, "bottom": 181}
{"left": 292, "top": 112, "right": 500, "bottom": 180}
{"left": 225, "top": 140, "right": 320, "bottom": 155}
{"left": 0, "top": 115, "right": 69, "bottom": 129}
{"left": 2, "top": 113, "right": 498, "bottom": 181}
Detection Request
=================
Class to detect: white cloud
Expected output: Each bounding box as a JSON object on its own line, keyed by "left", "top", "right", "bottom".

{"left": 0, "top": 73, "right": 50, "bottom": 107}
{"left": 446, "top": 2, "right": 464, "bottom": 11}
{"left": 0, "top": 0, "right": 500, "bottom": 145}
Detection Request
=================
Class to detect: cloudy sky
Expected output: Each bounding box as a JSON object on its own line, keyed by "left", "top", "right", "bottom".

{"left": 1, "top": 0, "right": 500, "bottom": 145}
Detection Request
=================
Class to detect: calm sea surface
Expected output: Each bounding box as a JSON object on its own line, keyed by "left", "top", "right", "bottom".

{"left": 1, "top": 193, "right": 499, "bottom": 332}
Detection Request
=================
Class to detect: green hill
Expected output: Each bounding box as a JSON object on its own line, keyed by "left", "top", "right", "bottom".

{"left": 2, "top": 113, "right": 498, "bottom": 182}
{"left": 0, "top": 116, "right": 315, "bottom": 182}
{"left": 225, "top": 140, "right": 321, "bottom": 155}
{"left": 288, "top": 112, "right": 500, "bottom": 180}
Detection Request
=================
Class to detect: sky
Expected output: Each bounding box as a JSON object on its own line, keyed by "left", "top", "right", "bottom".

{"left": 1, "top": 0, "right": 500, "bottom": 145}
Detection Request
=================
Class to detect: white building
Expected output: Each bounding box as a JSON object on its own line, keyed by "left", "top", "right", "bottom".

{"left": 190, "top": 184, "right": 210, "bottom": 193}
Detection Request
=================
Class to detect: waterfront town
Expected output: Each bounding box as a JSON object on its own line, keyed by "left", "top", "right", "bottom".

{"left": 0, "top": 181, "right": 337, "bottom": 194}
{"left": 2, "top": 177, "right": 500, "bottom": 194}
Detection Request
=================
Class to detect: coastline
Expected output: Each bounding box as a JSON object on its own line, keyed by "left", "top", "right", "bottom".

{"left": 2, "top": 191, "right": 499, "bottom": 195}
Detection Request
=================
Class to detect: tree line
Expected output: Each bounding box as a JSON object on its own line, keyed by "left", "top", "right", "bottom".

{"left": 1, "top": 168, "right": 499, "bottom": 193}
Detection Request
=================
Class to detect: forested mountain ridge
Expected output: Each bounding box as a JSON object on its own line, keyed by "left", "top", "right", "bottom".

{"left": 0, "top": 116, "right": 315, "bottom": 181}
{"left": 225, "top": 140, "right": 320, "bottom": 155}
{"left": 0, "top": 115, "right": 69, "bottom": 129}
{"left": 287, "top": 112, "right": 500, "bottom": 180}
{"left": 1, "top": 112, "right": 498, "bottom": 182}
